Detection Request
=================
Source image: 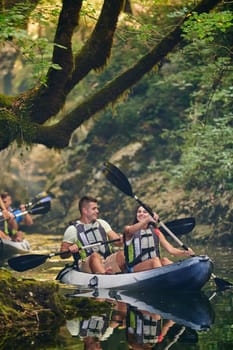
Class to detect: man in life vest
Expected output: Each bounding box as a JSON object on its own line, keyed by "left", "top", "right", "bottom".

{"left": 60, "top": 195, "right": 125, "bottom": 274}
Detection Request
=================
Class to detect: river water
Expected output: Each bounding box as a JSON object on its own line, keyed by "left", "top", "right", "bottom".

{"left": 1, "top": 233, "right": 233, "bottom": 350}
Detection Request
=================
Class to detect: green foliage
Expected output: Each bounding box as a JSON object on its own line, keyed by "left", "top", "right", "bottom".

{"left": 0, "top": 2, "right": 61, "bottom": 86}
{"left": 83, "top": 5, "right": 233, "bottom": 194}
{"left": 155, "top": 9, "right": 233, "bottom": 192}
{"left": 163, "top": 115, "right": 233, "bottom": 191}
{"left": 182, "top": 11, "right": 233, "bottom": 42}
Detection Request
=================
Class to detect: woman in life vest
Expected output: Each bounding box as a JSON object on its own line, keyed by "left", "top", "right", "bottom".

{"left": 124, "top": 206, "right": 194, "bottom": 273}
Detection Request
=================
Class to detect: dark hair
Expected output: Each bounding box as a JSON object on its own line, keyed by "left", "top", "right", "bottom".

{"left": 133, "top": 205, "right": 153, "bottom": 224}
{"left": 78, "top": 196, "right": 98, "bottom": 214}
{"left": 0, "top": 192, "right": 10, "bottom": 199}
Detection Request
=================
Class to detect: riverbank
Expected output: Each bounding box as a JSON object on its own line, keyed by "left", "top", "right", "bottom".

{"left": 0, "top": 269, "right": 110, "bottom": 331}
{"left": 0, "top": 269, "right": 65, "bottom": 329}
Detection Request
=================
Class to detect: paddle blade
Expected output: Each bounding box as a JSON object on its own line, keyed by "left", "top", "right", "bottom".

{"left": 214, "top": 276, "right": 233, "bottom": 291}
{"left": 35, "top": 195, "right": 52, "bottom": 204}
{"left": 160, "top": 217, "right": 196, "bottom": 236}
{"left": 29, "top": 200, "right": 51, "bottom": 215}
{"left": 25, "top": 191, "right": 54, "bottom": 208}
{"left": 8, "top": 254, "right": 49, "bottom": 272}
{"left": 33, "top": 191, "right": 54, "bottom": 202}
{"left": 103, "top": 162, "right": 134, "bottom": 197}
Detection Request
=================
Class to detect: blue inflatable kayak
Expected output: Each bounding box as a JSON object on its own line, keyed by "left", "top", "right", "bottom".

{"left": 56, "top": 255, "right": 213, "bottom": 292}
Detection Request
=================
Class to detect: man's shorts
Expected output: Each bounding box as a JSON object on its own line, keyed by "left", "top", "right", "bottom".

{"left": 79, "top": 252, "right": 121, "bottom": 274}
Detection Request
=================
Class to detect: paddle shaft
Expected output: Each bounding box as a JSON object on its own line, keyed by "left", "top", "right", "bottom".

{"left": 8, "top": 238, "right": 122, "bottom": 272}
{"left": 104, "top": 162, "right": 190, "bottom": 250}
{"left": 0, "top": 202, "right": 50, "bottom": 223}
{"left": 0, "top": 192, "right": 49, "bottom": 210}
{"left": 59, "top": 238, "right": 121, "bottom": 257}
{"left": 0, "top": 210, "right": 29, "bottom": 223}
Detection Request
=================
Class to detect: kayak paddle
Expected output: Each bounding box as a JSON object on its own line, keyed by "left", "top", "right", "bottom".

{"left": 15, "top": 200, "right": 51, "bottom": 217}
{"left": 8, "top": 238, "right": 121, "bottom": 272}
{"left": 24, "top": 191, "right": 54, "bottom": 209}
{"left": 102, "top": 161, "right": 232, "bottom": 291}
{"left": 103, "top": 161, "right": 189, "bottom": 250}
{"left": 160, "top": 217, "right": 195, "bottom": 236}
{"left": 0, "top": 200, "right": 51, "bottom": 223}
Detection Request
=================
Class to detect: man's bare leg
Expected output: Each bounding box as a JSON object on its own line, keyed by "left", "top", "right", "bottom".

{"left": 89, "top": 252, "right": 112, "bottom": 274}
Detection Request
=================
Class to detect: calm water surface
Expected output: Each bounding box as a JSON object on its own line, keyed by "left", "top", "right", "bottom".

{"left": 1, "top": 233, "right": 233, "bottom": 350}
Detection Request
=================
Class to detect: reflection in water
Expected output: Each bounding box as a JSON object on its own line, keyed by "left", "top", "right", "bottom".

{"left": 65, "top": 289, "right": 214, "bottom": 350}
{"left": 1, "top": 234, "right": 232, "bottom": 349}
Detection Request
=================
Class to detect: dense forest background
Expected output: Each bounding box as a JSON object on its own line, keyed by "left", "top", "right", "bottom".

{"left": 0, "top": 0, "right": 232, "bottom": 243}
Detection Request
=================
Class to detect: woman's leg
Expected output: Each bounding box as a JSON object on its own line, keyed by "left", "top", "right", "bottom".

{"left": 133, "top": 257, "right": 162, "bottom": 272}
{"left": 160, "top": 257, "right": 173, "bottom": 265}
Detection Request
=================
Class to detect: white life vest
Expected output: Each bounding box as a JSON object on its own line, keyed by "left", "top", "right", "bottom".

{"left": 75, "top": 220, "right": 112, "bottom": 259}
{"left": 125, "top": 226, "right": 160, "bottom": 268}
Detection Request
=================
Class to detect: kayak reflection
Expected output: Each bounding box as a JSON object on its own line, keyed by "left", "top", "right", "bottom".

{"left": 65, "top": 289, "right": 214, "bottom": 349}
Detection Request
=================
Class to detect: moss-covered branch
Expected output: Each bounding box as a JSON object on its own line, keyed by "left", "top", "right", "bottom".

{"left": 65, "top": 0, "right": 125, "bottom": 92}
{"left": 28, "top": 0, "right": 83, "bottom": 124}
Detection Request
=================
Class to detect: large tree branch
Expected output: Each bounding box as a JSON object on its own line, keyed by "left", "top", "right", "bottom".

{"left": 22, "top": 0, "right": 124, "bottom": 124}
{"left": 47, "top": 0, "right": 83, "bottom": 86}
{"left": 65, "top": 0, "right": 124, "bottom": 93}
{"left": 30, "top": 0, "right": 222, "bottom": 149}
{"left": 0, "top": 0, "right": 222, "bottom": 151}
{"left": 28, "top": 0, "right": 83, "bottom": 123}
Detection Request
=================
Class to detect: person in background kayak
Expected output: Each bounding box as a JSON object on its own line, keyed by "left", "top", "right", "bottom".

{"left": 0, "top": 192, "right": 33, "bottom": 242}
{"left": 60, "top": 195, "right": 125, "bottom": 274}
{"left": 0, "top": 209, "right": 17, "bottom": 240}
{"left": 124, "top": 206, "right": 195, "bottom": 273}
{"left": 0, "top": 193, "right": 18, "bottom": 240}
{"left": 1, "top": 192, "right": 33, "bottom": 226}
